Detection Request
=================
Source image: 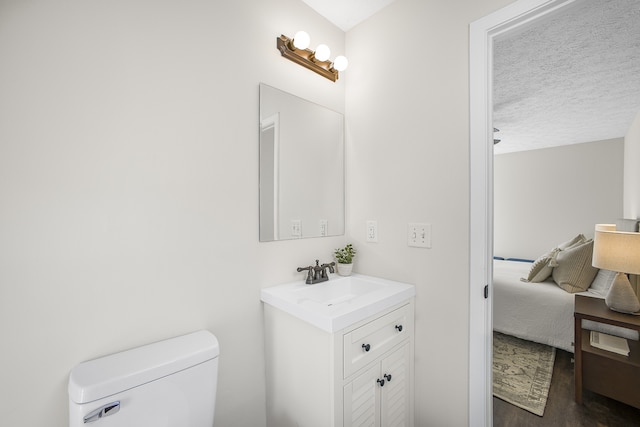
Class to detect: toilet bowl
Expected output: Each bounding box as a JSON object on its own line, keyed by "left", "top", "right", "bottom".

{"left": 68, "top": 330, "right": 219, "bottom": 426}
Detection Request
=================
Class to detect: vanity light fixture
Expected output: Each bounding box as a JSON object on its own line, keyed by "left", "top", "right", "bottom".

{"left": 277, "top": 32, "right": 348, "bottom": 82}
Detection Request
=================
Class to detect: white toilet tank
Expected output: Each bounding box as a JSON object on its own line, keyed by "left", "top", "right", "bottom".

{"left": 68, "top": 330, "right": 219, "bottom": 427}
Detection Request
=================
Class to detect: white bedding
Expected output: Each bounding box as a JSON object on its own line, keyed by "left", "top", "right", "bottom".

{"left": 492, "top": 259, "right": 590, "bottom": 353}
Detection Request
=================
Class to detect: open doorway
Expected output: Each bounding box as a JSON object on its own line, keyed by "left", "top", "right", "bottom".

{"left": 471, "top": 0, "right": 640, "bottom": 425}
{"left": 470, "top": 1, "right": 586, "bottom": 425}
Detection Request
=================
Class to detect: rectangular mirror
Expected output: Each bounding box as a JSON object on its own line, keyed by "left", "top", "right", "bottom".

{"left": 259, "top": 83, "right": 345, "bottom": 241}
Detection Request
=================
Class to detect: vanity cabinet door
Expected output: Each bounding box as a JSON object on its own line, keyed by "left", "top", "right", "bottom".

{"left": 380, "top": 343, "right": 411, "bottom": 427}
{"left": 343, "top": 343, "right": 411, "bottom": 427}
{"left": 343, "top": 364, "right": 380, "bottom": 427}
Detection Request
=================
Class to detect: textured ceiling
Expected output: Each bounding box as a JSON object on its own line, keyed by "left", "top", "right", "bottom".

{"left": 301, "top": 0, "right": 640, "bottom": 155}
{"left": 493, "top": 0, "right": 640, "bottom": 154}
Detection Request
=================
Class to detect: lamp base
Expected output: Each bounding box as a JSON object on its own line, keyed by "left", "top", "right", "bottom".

{"left": 605, "top": 272, "right": 640, "bottom": 315}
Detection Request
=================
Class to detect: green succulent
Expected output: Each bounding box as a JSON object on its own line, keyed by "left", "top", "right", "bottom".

{"left": 334, "top": 244, "right": 356, "bottom": 264}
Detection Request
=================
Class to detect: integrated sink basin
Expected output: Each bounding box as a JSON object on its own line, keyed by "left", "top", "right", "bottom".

{"left": 294, "top": 278, "right": 388, "bottom": 305}
{"left": 260, "top": 274, "right": 415, "bottom": 332}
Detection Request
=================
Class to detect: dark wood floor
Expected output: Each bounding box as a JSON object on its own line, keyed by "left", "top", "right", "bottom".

{"left": 494, "top": 349, "right": 640, "bottom": 427}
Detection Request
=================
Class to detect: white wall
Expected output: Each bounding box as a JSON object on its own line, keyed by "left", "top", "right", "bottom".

{"left": 0, "top": 0, "right": 529, "bottom": 425}
{"left": 494, "top": 139, "right": 624, "bottom": 259}
{"left": 624, "top": 111, "right": 640, "bottom": 218}
{"left": 345, "top": 0, "right": 512, "bottom": 425}
{"left": 0, "top": 1, "right": 347, "bottom": 426}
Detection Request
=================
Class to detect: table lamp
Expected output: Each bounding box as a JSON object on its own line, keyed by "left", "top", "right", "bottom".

{"left": 592, "top": 224, "right": 640, "bottom": 314}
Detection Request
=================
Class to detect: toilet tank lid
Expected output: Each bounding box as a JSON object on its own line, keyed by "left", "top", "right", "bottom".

{"left": 68, "top": 330, "right": 219, "bottom": 404}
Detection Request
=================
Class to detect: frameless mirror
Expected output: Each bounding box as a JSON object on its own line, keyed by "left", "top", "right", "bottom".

{"left": 259, "top": 83, "right": 345, "bottom": 241}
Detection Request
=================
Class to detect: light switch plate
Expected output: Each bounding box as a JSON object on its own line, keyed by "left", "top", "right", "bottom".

{"left": 408, "top": 223, "right": 431, "bottom": 248}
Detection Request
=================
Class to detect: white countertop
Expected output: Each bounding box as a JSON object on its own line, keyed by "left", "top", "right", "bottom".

{"left": 260, "top": 273, "right": 415, "bottom": 333}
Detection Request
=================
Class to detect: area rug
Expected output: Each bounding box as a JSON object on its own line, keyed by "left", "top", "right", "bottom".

{"left": 493, "top": 332, "right": 556, "bottom": 416}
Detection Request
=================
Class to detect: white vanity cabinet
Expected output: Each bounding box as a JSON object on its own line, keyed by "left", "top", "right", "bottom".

{"left": 263, "top": 300, "right": 415, "bottom": 427}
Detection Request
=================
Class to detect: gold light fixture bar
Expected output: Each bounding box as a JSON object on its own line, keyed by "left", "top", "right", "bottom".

{"left": 276, "top": 35, "right": 339, "bottom": 82}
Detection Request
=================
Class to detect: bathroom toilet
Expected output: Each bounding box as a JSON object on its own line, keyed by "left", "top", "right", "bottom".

{"left": 68, "top": 330, "right": 219, "bottom": 426}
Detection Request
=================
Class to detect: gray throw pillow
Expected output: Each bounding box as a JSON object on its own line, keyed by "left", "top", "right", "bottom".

{"left": 521, "top": 234, "right": 586, "bottom": 282}
{"left": 557, "top": 234, "right": 586, "bottom": 251}
{"left": 552, "top": 239, "right": 599, "bottom": 293}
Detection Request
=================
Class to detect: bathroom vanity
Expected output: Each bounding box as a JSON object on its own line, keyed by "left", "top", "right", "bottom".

{"left": 261, "top": 274, "right": 415, "bottom": 427}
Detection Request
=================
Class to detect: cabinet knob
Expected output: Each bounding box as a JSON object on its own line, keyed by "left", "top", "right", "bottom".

{"left": 377, "top": 378, "right": 385, "bottom": 387}
{"left": 395, "top": 325, "right": 403, "bottom": 332}
{"left": 384, "top": 373, "right": 392, "bottom": 382}
{"left": 362, "top": 343, "right": 371, "bottom": 352}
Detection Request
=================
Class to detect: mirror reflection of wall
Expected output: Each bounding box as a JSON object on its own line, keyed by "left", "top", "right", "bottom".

{"left": 259, "top": 83, "right": 345, "bottom": 241}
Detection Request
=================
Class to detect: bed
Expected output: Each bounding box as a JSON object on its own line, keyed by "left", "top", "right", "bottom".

{"left": 493, "top": 258, "right": 587, "bottom": 352}
{"left": 493, "top": 257, "right": 639, "bottom": 353}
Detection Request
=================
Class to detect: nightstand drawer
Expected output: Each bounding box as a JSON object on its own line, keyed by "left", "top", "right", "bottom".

{"left": 583, "top": 351, "right": 640, "bottom": 408}
{"left": 343, "top": 303, "right": 412, "bottom": 378}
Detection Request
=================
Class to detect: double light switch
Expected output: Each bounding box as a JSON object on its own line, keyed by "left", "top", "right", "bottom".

{"left": 408, "top": 223, "right": 431, "bottom": 248}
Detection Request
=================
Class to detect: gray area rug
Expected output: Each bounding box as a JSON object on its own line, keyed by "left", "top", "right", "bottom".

{"left": 493, "top": 332, "right": 556, "bottom": 416}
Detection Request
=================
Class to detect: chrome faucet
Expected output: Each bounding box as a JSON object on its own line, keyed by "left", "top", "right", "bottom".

{"left": 297, "top": 259, "right": 336, "bottom": 284}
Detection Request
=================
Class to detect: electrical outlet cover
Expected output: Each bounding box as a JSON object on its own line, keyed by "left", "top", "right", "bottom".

{"left": 291, "top": 219, "right": 302, "bottom": 237}
{"left": 366, "top": 220, "right": 378, "bottom": 242}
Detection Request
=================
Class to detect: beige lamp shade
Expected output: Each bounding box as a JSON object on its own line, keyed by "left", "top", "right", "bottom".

{"left": 593, "top": 224, "right": 640, "bottom": 314}
{"left": 592, "top": 224, "right": 640, "bottom": 274}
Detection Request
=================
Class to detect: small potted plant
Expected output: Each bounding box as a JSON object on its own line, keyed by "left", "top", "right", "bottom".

{"left": 334, "top": 243, "right": 356, "bottom": 276}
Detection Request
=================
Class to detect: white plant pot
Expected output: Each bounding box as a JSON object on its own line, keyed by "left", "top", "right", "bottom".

{"left": 337, "top": 263, "right": 353, "bottom": 276}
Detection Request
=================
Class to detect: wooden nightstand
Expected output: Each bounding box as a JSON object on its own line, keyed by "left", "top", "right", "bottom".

{"left": 574, "top": 295, "right": 640, "bottom": 408}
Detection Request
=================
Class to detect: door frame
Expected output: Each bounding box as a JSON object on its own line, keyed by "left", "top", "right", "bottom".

{"left": 468, "top": 0, "right": 577, "bottom": 425}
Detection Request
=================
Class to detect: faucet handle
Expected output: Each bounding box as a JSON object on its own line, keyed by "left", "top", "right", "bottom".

{"left": 297, "top": 265, "right": 314, "bottom": 284}
{"left": 320, "top": 261, "right": 336, "bottom": 275}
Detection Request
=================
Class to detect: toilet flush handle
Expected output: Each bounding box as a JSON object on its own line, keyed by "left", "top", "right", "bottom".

{"left": 83, "top": 401, "right": 120, "bottom": 423}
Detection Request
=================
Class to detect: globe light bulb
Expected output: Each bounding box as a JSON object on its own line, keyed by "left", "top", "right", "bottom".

{"left": 333, "top": 55, "right": 348, "bottom": 71}
{"left": 292, "top": 31, "right": 310, "bottom": 50}
{"left": 314, "top": 44, "right": 330, "bottom": 62}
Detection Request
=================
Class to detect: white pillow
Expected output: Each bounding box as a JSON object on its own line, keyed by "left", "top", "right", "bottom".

{"left": 588, "top": 269, "right": 617, "bottom": 297}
